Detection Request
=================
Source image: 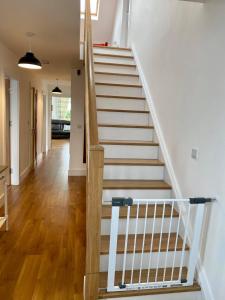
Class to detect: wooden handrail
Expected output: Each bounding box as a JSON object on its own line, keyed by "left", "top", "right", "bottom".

{"left": 84, "top": 1, "right": 104, "bottom": 299}
{"left": 84, "top": 0, "right": 99, "bottom": 145}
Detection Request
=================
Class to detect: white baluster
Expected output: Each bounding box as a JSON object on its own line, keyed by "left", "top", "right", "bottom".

{"left": 155, "top": 202, "right": 166, "bottom": 282}
{"left": 139, "top": 203, "right": 149, "bottom": 283}
{"left": 130, "top": 203, "right": 140, "bottom": 284}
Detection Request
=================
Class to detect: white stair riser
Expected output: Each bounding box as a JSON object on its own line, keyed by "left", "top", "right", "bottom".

{"left": 97, "top": 112, "right": 151, "bottom": 126}
{"left": 94, "top": 63, "right": 138, "bottom": 75}
{"left": 100, "top": 251, "right": 189, "bottom": 272}
{"left": 101, "top": 218, "right": 179, "bottom": 235}
{"left": 102, "top": 190, "right": 171, "bottom": 203}
{"left": 96, "top": 85, "right": 143, "bottom": 98}
{"left": 94, "top": 56, "right": 135, "bottom": 65}
{"left": 99, "top": 127, "right": 154, "bottom": 141}
{"left": 97, "top": 98, "right": 147, "bottom": 111}
{"left": 93, "top": 48, "right": 132, "bottom": 56}
{"left": 104, "top": 165, "right": 164, "bottom": 180}
{"left": 103, "top": 145, "right": 158, "bottom": 159}
{"left": 95, "top": 73, "right": 140, "bottom": 85}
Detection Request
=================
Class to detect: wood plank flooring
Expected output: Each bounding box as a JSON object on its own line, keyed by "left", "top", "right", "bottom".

{"left": 0, "top": 140, "right": 85, "bottom": 300}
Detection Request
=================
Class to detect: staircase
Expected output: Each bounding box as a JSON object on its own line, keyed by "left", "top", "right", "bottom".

{"left": 92, "top": 45, "right": 202, "bottom": 299}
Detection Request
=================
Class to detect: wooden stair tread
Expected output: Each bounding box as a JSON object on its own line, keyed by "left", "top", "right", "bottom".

{"left": 99, "top": 267, "right": 187, "bottom": 289}
{"left": 98, "top": 283, "right": 201, "bottom": 298}
{"left": 97, "top": 109, "right": 149, "bottom": 114}
{"left": 102, "top": 204, "right": 178, "bottom": 219}
{"left": 95, "top": 82, "right": 142, "bottom": 88}
{"left": 95, "top": 71, "right": 139, "bottom": 77}
{"left": 100, "top": 140, "right": 158, "bottom": 146}
{"left": 93, "top": 45, "right": 131, "bottom": 51}
{"left": 96, "top": 95, "right": 146, "bottom": 100}
{"left": 104, "top": 158, "right": 164, "bottom": 166}
{"left": 100, "top": 233, "right": 189, "bottom": 255}
{"left": 103, "top": 180, "right": 172, "bottom": 190}
{"left": 94, "top": 53, "right": 134, "bottom": 59}
{"left": 98, "top": 124, "right": 153, "bottom": 129}
{"left": 94, "top": 62, "right": 136, "bottom": 67}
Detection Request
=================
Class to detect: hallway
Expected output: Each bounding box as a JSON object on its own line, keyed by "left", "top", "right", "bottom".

{"left": 0, "top": 140, "right": 85, "bottom": 300}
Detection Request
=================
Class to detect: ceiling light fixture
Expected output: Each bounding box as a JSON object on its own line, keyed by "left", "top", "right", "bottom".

{"left": 52, "top": 79, "right": 62, "bottom": 95}
{"left": 18, "top": 32, "right": 42, "bottom": 70}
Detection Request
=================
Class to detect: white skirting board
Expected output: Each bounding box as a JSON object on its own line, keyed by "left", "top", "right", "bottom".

{"left": 20, "top": 164, "right": 32, "bottom": 183}
{"left": 103, "top": 291, "right": 203, "bottom": 300}
{"left": 131, "top": 44, "right": 213, "bottom": 300}
{"left": 198, "top": 258, "right": 215, "bottom": 300}
{"left": 68, "top": 167, "right": 87, "bottom": 176}
{"left": 37, "top": 153, "right": 43, "bottom": 165}
{"left": 20, "top": 153, "right": 43, "bottom": 183}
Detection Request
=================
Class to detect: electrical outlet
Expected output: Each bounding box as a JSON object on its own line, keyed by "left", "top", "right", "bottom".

{"left": 191, "top": 148, "right": 199, "bottom": 160}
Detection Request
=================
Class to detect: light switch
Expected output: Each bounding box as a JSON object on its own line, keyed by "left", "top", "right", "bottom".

{"left": 191, "top": 148, "right": 199, "bottom": 160}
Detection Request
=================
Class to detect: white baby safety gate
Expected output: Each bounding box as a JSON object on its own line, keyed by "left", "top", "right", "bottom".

{"left": 107, "top": 197, "right": 213, "bottom": 292}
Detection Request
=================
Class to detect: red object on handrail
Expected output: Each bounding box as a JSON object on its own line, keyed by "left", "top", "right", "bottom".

{"left": 93, "top": 42, "right": 109, "bottom": 47}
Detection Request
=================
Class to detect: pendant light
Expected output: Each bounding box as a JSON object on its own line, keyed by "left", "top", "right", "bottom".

{"left": 18, "top": 32, "right": 42, "bottom": 70}
{"left": 52, "top": 79, "right": 62, "bottom": 95}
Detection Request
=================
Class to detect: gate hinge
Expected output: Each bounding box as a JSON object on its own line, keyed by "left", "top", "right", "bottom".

{"left": 189, "top": 197, "right": 213, "bottom": 204}
{"left": 181, "top": 278, "right": 187, "bottom": 284}
{"left": 112, "top": 197, "right": 133, "bottom": 207}
{"left": 119, "top": 283, "right": 126, "bottom": 289}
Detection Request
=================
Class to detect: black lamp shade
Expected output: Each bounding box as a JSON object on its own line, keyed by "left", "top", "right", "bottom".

{"left": 52, "top": 86, "right": 62, "bottom": 94}
{"left": 18, "top": 52, "right": 42, "bottom": 69}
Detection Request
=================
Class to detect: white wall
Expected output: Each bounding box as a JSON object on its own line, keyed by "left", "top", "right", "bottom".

{"left": 112, "top": 0, "right": 130, "bottom": 47}
{"left": 69, "top": 68, "right": 86, "bottom": 176}
{"left": 112, "top": 0, "right": 124, "bottom": 46}
{"left": 0, "top": 39, "right": 45, "bottom": 183}
{"left": 129, "top": 1, "right": 225, "bottom": 299}
{"left": 80, "top": 0, "right": 118, "bottom": 44}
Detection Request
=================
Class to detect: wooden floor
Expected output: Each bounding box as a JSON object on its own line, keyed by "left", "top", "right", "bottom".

{"left": 0, "top": 139, "right": 86, "bottom": 300}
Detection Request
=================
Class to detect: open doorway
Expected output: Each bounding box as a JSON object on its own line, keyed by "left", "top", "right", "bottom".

{"left": 51, "top": 96, "right": 71, "bottom": 149}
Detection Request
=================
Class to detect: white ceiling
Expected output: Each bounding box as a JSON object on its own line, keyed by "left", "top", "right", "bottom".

{"left": 0, "top": 0, "right": 81, "bottom": 81}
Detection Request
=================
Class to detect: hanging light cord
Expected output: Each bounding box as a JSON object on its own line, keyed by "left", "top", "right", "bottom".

{"left": 28, "top": 37, "right": 32, "bottom": 52}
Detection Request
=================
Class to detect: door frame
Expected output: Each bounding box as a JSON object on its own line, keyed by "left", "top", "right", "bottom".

{"left": 30, "top": 87, "right": 38, "bottom": 168}
{"left": 5, "top": 78, "right": 11, "bottom": 184}
{"left": 42, "top": 94, "right": 47, "bottom": 154}
{"left": 9, "top": 79, "right": 20, "bottom": 185}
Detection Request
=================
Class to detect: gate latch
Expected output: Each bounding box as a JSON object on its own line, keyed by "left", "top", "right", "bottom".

{"left": 112, "top": 197, "right": 133, "bottom": 207}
